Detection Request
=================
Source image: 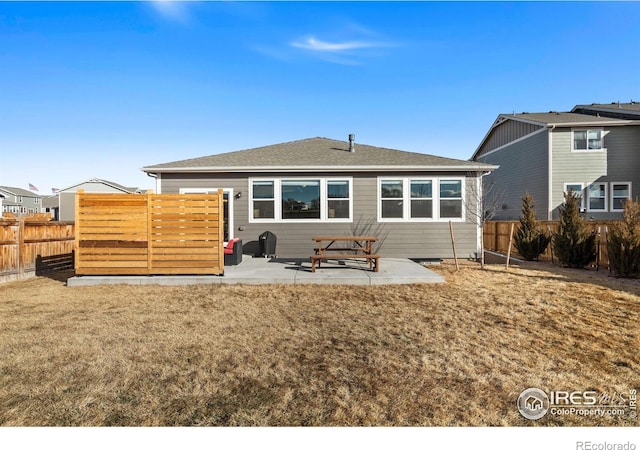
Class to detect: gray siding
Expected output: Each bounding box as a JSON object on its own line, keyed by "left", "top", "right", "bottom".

{"left": 59, "top": 192, "right": 75, "bottom": 221}
{"left": 160, "top": 171, "right": 482, "bottom": 259}
{"left": 476, "top": 119, "right": 544, "bottom": 157}
{"left": 551, "top": 125, "right": 640, "bottom": 219}
{"left": 476, "top": 130, "right": 549, "bottom": 220}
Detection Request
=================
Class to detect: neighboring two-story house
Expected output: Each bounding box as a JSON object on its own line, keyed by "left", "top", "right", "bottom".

{"left": 471, "top": 102, "right": 640, "bottom": 220}
{"left": 0, "top": 186, "right": 42, "bottom": 217}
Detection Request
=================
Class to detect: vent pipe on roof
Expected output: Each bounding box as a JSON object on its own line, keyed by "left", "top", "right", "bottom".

{"left": 348, "top": 134, "right": 355, "bottom": 153}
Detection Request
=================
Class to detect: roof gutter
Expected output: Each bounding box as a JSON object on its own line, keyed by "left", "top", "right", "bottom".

{"left": 544, "top": 120, "right": 637, "bottom": 127}
{"left": 142, "top": 164, "right": 499, "bottom": 174}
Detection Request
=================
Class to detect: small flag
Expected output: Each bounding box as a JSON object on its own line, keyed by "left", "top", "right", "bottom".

{"left": 29, "top": 183, "right": 39, "bottom": 192}
{"left": 52, "top": 188, "right": 60, "bottom": 194}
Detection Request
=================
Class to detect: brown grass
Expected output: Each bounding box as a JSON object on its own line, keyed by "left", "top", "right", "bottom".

{"left": 0, "top": 262, "right": 638, "bottom": 426}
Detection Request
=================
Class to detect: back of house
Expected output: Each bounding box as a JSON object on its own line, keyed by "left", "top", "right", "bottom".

{"left": 143, "top": 136, "right": 496, "bottom": 260}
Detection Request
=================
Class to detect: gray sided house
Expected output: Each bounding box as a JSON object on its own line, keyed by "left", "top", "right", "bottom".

{"left": 0, "top": 186, "right": 42, "bottom": 217}
{"left": 59, "top": 178, "right": 142, "bottom": 221}
{"left": 142, "top": 136, "right": 497, "bottom": 259}
{"left": 471, "top": 102, "right": 640, "bottom": 220}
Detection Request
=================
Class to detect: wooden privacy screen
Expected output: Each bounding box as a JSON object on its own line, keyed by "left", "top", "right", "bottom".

{"left": 75, "top": 190, "right": 224, "bottom": 275}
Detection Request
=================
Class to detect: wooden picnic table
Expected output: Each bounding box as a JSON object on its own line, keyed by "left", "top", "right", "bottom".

{"left": 310, "top": 236, "right": 380, "bottom": 272}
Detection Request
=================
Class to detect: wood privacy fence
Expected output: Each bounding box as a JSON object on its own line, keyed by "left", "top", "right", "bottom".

{"left": 75, "top": 190, "right": 224, "bottom": 275}
{"left": 0, "top": 218, "right": 75, "bottom": 282}
{"left": 483, "top": 220, "right": 617, "bottom": 268}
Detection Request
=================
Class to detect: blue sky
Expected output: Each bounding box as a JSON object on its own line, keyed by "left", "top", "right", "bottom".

{"left": 1, "top": 1, "right": 639, "bottom": 194}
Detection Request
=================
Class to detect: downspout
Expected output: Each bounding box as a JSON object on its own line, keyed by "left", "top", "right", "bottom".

{"left": 547, "top": 125, "right": 555, "bottom": 220}
{"left": 146, "top": 172, "right": 160, "bottom": 194}
{"left": 478, "top": 172, "right": 485, "bottom": 264}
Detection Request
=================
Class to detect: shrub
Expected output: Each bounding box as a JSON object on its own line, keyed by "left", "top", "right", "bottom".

{"left": 607, "top": 198, "right": 640, "bottom": 277}
{"left": 553, "top": 191, "right": 596, "bottom": 268}
{"left": 513, "top": 193, "right": 551, "bottom": 261}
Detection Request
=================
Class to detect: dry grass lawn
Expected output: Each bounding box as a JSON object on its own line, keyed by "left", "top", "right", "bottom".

{"left": 0, "top": 262, "right": 638, "bottom": 426}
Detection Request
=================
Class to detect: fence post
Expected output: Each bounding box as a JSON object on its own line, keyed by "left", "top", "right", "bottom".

{"left": 18, "top": 218, "right": 25, "bottom": 276}
{"left": 449, "top": 221, "right": 459, "bottom": 271}
{"left": 506, "top": 222, "right": 515, "bottom": 270}
{"left": 147, "top": 190, "right": 153, "bottom": 274}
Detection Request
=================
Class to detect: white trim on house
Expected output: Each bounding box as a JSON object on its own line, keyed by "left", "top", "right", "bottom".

{"left": 248, "top": 177, "right": 354, "bottom": 224}
{"left": 376, "top": 176, "right": 465, "bottom": 223}
{"left": 548, "top": 127, "right": 554, "bottom": 220}
{"left": 476, "top": 174, "right": 484, "bottom": 257}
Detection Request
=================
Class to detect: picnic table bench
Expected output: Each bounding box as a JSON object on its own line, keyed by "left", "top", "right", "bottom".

{"left": 310, "top": 236, "right": 380, "bottom": 272}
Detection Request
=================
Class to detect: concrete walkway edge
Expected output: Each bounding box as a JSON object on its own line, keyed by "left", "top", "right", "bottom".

{"left": 67, "top": 257, "right": 444, "bottom": 287}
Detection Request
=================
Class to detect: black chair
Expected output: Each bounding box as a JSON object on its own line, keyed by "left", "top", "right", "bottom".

{"left": 224, "top": 238, "right": 243, "bottom": 266}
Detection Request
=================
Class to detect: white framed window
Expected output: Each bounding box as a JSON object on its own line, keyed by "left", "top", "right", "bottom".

{"left": 380, "top": 179, "right": 404, "bottom": 219}
{"left": 611, "top": 182, "right": 631, "bottom": 212}
{"left": 378, "top": 177, "right": 464, "bottom": 222}
{"left": 564, "top": 183, "right": 585, "bottom": 209}
{"left": 573, "top": 129, "right": 603, "bottom": 151}
{"left": 410, "top": 180, "right": 433, "bottom": 219}
{"left": 587, "top": 182, "right": 607, "bottom": 212}
{"left": 327, "top": 180, "right": 351, "bottom": 219}
{"left": 250, "top": 177, "right": 353, "bottom": 223}
{"left": 440, "top": 179, "right": 463, "bottom": 219}
{"left": 34, "top": 197, "right": 40, "bottom": 204}
{"left": 251, "top": 180, "right": 275, "bottom": 219}
{"left": 18, "top": 196, "right": 23, "bottom": 203}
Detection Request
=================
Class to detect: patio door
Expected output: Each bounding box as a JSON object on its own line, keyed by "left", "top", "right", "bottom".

{"left": 179, "top": 188, "right": 234, "bottom": 244}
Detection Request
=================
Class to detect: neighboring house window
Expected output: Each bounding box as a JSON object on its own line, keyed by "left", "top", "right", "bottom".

{"left": 564, "top": 183, "right": 585, "bottom": 209}
{"left": 440, "top": 180, "right": 463, "bottom": 219}
{"left": 252, "top": 181, "right": 275, "bottom": 219}
{"left": 587, "top": 183, "right": 607, "bottom": 211}
{"left": 611, "top": 182, "right": 631, "bottom": 212}
{"left": 410, "top": 180, "right": 433, "bottom": 219}
{"left": 573, "top": 129, "right": 603, "bottom": 151}
{"left": 378, "top": 177, "right": 464, "bottom": 222}
{"left": 250, "top": 178, "right": 352, "bottom": 222}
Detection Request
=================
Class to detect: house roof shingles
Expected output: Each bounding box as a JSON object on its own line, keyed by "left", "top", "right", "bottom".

{"left": 59, "top": 178, "right": 140, "bottom": 193}
{"left": 576, "top": 102, "right": 640, "bottom": 112}
{"left": 144, "top": 137, "right": 495, "bottom": 173}
{"left": 0, "top": 186, "right": 40, "bottom": 197}
{"left": 505, "top": 112, "right": 625, "bottom": 125}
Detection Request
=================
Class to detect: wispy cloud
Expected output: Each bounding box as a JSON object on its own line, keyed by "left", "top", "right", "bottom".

{"left": 291, "top": 37, "right": 383, "bottom": 52}
{"left": 286, "top": 32, "right": 398, "bottom": 65}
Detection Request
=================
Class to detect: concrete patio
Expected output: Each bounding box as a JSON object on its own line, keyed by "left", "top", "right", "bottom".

{"left": 67, "top": 256, "right": 444, "bottom": 286}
